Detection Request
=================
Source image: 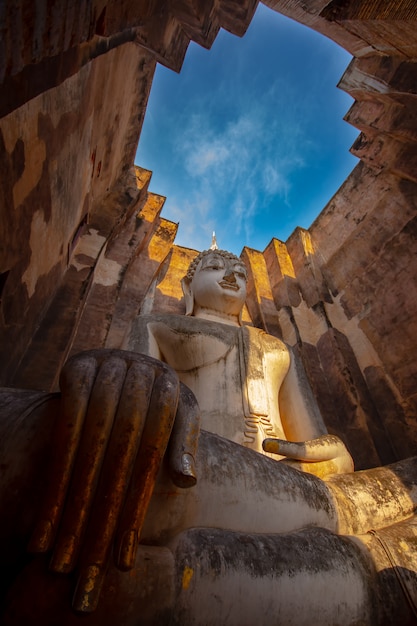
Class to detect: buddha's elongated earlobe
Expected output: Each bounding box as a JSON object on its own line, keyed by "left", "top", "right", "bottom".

{"left": 181, "top": 277, "right": 194, "bottom": 316}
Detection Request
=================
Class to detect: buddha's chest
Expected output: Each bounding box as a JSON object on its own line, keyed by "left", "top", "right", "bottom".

{"left": 149, "top": 320, "right": 289, "bottom": 413}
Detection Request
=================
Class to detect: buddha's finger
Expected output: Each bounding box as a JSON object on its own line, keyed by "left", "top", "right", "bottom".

{"left": 28, "top": 354, "right": 98, "bottom": 554}
{"left": 50, "top": 356, "right": 128, "bottom": 574}
{"left": 115, "top": 366, "right": 179, "bottom": 571}
{"left": 72, "top": 363, "right": 155, "bottom": 613}
{"left": 263, "top": 434, "right": 347, "bottom": 462}
{"left": 168, "top": 382, "right": 200, "bottom": 488}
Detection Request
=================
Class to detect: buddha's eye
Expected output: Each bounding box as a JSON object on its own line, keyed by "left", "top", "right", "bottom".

{"left": 233, "top": 267, "right": 247, "bottom": 280}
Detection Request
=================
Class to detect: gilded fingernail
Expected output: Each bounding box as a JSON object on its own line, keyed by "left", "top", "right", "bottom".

{"left": 50, "top": 533, "right": 78, "bottom": 573}
{"left": 73, "top": 564, "right": 104, "bottom": 613}
{"left": 117, "top": 529, "right": 137, "bottom": 571}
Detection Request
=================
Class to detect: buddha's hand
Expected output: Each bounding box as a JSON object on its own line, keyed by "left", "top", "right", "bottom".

{"left": 28, "top": 348, "right": 200, "bottom": 612}
{"left": 263, "top": 434, "right": 354, "bottom": 478}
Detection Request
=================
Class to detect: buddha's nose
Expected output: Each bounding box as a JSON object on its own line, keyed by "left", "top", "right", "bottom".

{"left": 223, "top": 268, "right": 237, "bottom": 283}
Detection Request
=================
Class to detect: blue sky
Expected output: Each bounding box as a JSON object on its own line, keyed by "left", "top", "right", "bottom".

{"left": 135, "top": 3, "right": 359, "bottom": 255}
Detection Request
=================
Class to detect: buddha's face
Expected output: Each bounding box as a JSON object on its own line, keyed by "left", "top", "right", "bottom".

{"left": 190, "top": 252, "right": 247, "bottom": 317}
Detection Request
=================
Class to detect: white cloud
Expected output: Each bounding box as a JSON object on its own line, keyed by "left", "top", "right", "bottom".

{"left": 167, "top": 90, "right": 310, "bottom": 252}
{"left": 185, "top": 139, "right": 230, "bottom": 176}
{"left": 262, "top": 164, "right": 290, "bottom": 198}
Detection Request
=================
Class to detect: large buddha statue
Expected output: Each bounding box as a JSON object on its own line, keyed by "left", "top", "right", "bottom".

{"left": 1, "top": 248, "right": 417, "bottom": 625}
{"left": 126, "top": 247, "right": 353, "bottom": 473}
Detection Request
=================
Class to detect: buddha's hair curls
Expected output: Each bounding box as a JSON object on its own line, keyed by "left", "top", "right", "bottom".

{"left": 185, "top": 249, "right": 243, "bottom": 281}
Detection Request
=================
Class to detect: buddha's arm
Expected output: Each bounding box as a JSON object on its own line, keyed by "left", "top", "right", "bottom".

{"left": 278, "top": 348, "right": 327, "bottom": 441}
{"left": 122, "top": 314, "right": 162, "bottom": 359}
{"left": 265, "top": 347, "right": 354, "bottom": 477}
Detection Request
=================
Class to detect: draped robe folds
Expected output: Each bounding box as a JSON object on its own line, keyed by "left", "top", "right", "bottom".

{"left": 127, "top": 314, "right": 291, "bottom": 454}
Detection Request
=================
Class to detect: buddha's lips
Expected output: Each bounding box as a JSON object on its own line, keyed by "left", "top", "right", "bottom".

{"left": 219, "top": 281, "right": 240, "bottom": 291}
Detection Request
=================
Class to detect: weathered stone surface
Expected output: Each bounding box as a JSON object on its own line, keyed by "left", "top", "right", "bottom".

{"left": 241, "top": 246, "right": 282, "bottom": 337}
{"left": 170, "top": 526, "right": 377, "bottom": 626}
{"left": 69, "top": 193, "right": 171, "bottom": 357}
{"left": 285, "top": 227, "right": 332, "bottom": 307}
{"left": 364, "top": 365, "right": 417, "bottom": 460}
{"left": 264, "top": 238, "right": 302, "bottom": 309}
{"left": 316, "top": 329, "right": 393, "bottom": 469}
{"left": 0, "top": 44, "right": 156, "bottom": 386}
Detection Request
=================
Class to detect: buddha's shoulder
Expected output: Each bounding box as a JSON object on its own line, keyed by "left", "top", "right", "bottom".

{"left": 133, "top": 313, "right": 239, "bottom": 341}
{"left": 243, "top": 325, "right": 288, "bottom": 353}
